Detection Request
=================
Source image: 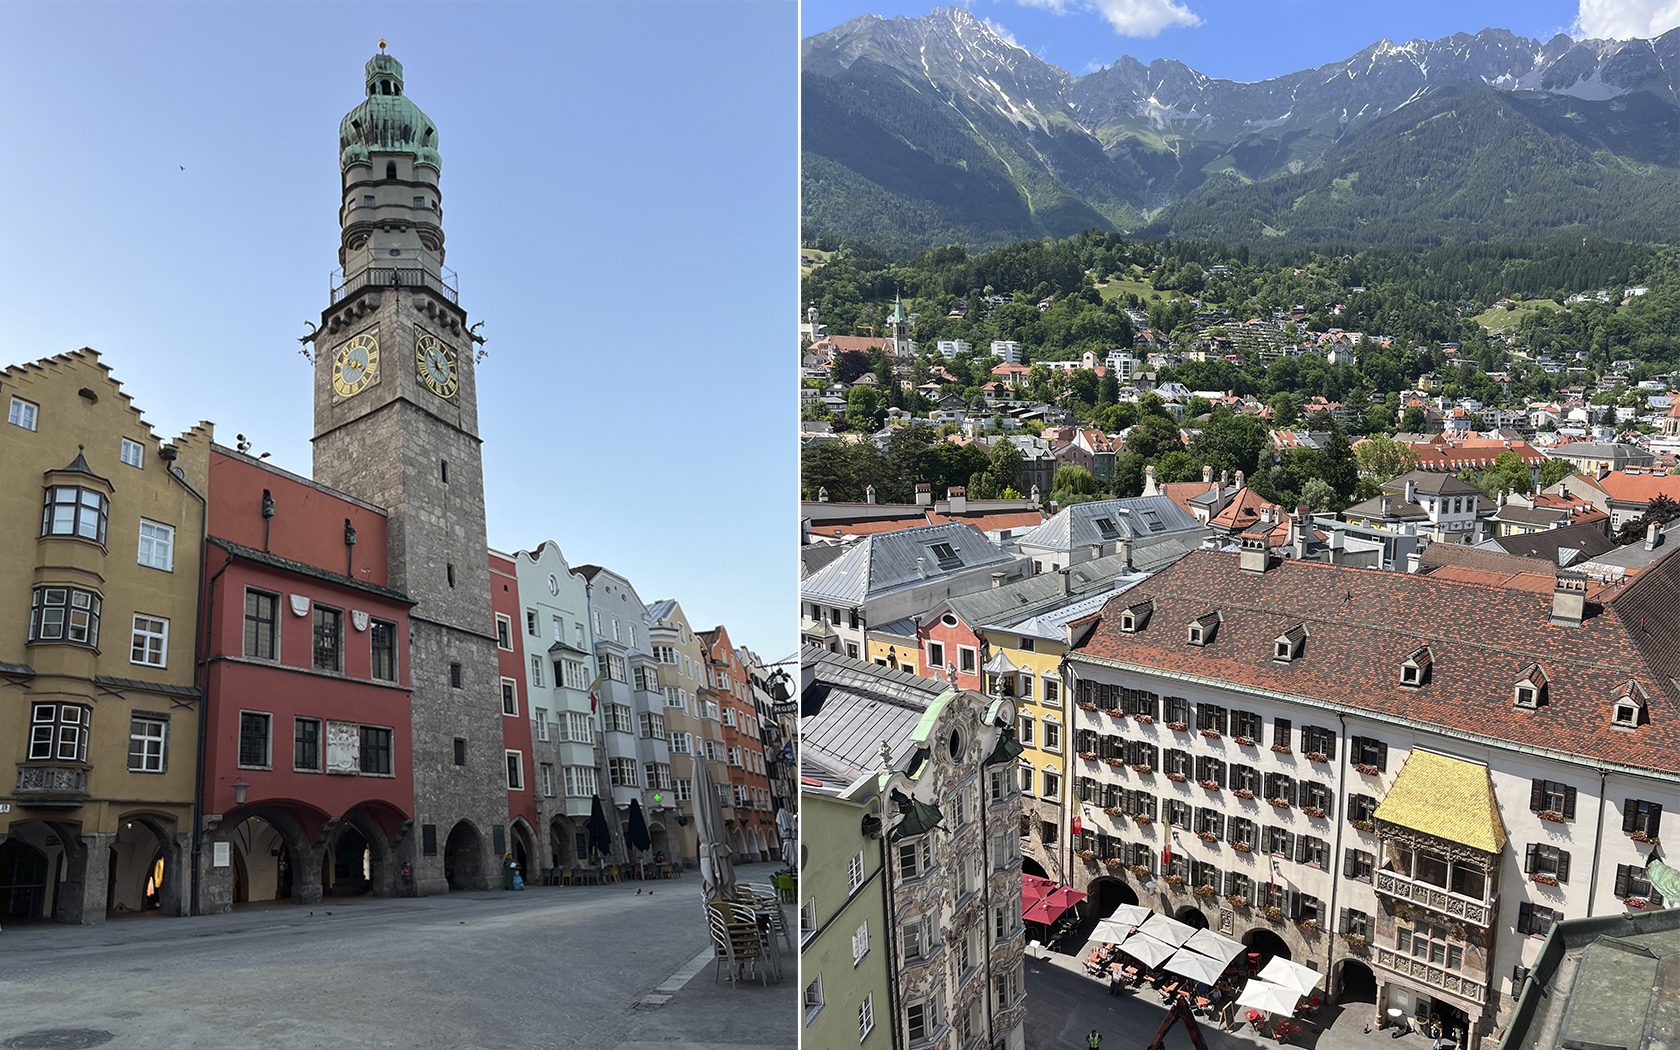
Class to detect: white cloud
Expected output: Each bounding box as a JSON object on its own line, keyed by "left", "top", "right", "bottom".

{"left": 1008, "top": 0, "right": 1200, "bottom": 38}
{"left": 983, "top": 16, "right": 1022, "bottom": 46}
{"left": 1089, "top": 0, "right": 1203, "bottom": 37}
{"left": 1574, "top": 0, "right": 1680, "bottom": 39}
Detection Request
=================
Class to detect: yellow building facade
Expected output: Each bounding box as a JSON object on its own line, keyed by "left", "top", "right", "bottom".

{"left": 0, "top": 350, "right": 211, "bottom": 923}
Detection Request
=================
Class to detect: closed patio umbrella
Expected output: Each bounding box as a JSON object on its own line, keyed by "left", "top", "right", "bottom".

{"left": 1088, "top": 917, "right": 1142, "bottom": 945}
{"left": 693, "top": 759, "right": 735, "bottom": 901}
{"left": 625, "top": 798, "right": 653, "bottom": 853}
{"left": 586, "top": 795, "right": 614, "bottom": 860}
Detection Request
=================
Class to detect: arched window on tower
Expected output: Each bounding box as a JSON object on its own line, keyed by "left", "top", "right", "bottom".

{"left": 386, "top": 162, "right": 397, "bottom": 180}
{"left": 380, "top": 80, "right": 391, "bottom": 95}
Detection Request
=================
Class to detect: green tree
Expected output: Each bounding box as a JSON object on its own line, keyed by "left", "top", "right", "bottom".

{"left": 1353, "top": 436, "right": 1422, "bottom": 482}
{"left": 1052, "top": 464, "right": 1102, "bottom": 500}
{"left": 1486, "top": 451, "right": 1534, "bottom": 495}
{"left": 1617, "top": 494, "right": 1680, "bottom": 545}
{"left": 1300, "top": 477, "right": 1337, "bottom": 511}
{"left": 1320, "top": 426, "right": 1358, "bottom": 505}
{"left": 1537, "top": 457, "right": 1576, "bottom": 490}
{"left": 1400, "top": 406, "right": 1429, "bottom": 433}
{"left": 1268, "top": 392, "right": 1299, "bottom": 427}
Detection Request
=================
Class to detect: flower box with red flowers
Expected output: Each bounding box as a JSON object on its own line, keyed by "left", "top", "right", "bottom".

{"left": 1230, "top": 842, "right": 1253, "bottom": 853}
{"left": 1354, "top": 763, "right": 1381, "bottom": 776}
{"left": 1261, "top": 905, "right": 1285, "bottom": 922}
{"left": 1201, "top": 729, "right": 1221, "bottom": 740}
{"left": 1234, "top": 736, "right": 1256, "bottom": 747}
{"left": 1105, "top": 858, "right": 1127, "bottom": 871}
{"left": 1166, "top": 721, "right": 1189, "bottom": 733}
{"left": 1537, "top": 810, "right": 1568, "bottom": 823}
{"left": 1303, "top": 806, "right": 1327, "bottom": 818}
{"left": 1633, "top": 831, "right": 1660, "bottom": 845}
{"left": 1305, "top": 751, "right": 1330, "bottom": 764}
{"left": 1193, "top": 884, "right": 1217, "bottom": 898}
{"left": 1078, "top": 751, "right": 1098, "bottom": 761}
{"left": 1103, "top": 807, "right": 1124, "bottom": 818}
{"left": 1132, "top": 713, "right": 1155, "bottom": 725}
{"left": 1226, "top": 894, "right": 1249, "bottom": 909}
{"left": 1232, "top": 788, "right": 1255, "bottom": 800}
{"left": 1132, "top": 813, "right": 1152, "bottom": 826}
{"left": 1107, "top": 707, "right": 1128, "bottom": 719}
{"left": 1349, "top": 819, "right": 1376, "bottom": 833}
{"left": 1296, "top": 919, "right": 1321, "bottom": 934}
{"left": 1075, "top": 849, "right": 1096, "bottom": 860}
{"left": 1197, "top": 831, "right": 1219, "bottom": 844}
{"left": 1271, "top": 744, "right": 1292, "bottom": 755}
{"left": 1077, "top": 702, "right": 1098, "bottom": 712}
{"left": 1340, "top": 933, "right": 1368, "bottom": 949}
{"left": 1129, "top": 864, "right": 1151, "bottom": 878}
{"left": 1531, "top": 872, "right": 1558, "bottom": 886}
{"left": 1267, "top": 798, "right": 1292, "bottom": 810}
{"left": 1626, "top": 896, "right": 1652, "bottom": 909}
{"left": 1164, "top": 874, "right": 1185, "bottom": 887}
{"left": 1166, "top": 772, "right": 1188, "bottom": 783}
{"left": 1131, "top": 764, "right": 1154, "bottom": 775}
{"left": 1106, "top": 757, "right": 1124, "bottom": 768}
{"left": 1199, "top": 779, "right": 1221, "bottom": 792}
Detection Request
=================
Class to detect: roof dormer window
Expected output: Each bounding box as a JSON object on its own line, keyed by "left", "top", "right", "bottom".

{"left": 1187, "top": 612, "right": 1219, "bottom": 647}
{"left": 1400, "top": 645, "right": 1432, "bottom": 689}
{"left": 1119, "top": 599, "right": 1154, "bottom": 634}
{"left": 1273, "top": 624, "right": 1307, "bottom": 663}
{"left": 1613, "top": 680, "right": 1648, "bottom": 730}
{"left": 1514, "top": 663, "right": 1550, "bottom": 709}
{"left": 1094, "top": 517, "right": 1119, "bottom": 539}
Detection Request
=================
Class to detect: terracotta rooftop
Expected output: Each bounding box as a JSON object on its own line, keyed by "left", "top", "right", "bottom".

{"left": 1069, "top": 548, "right": 1680, "bottom": 773}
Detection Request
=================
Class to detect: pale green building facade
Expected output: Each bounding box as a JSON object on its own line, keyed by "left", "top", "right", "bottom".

{"left": 802, "top": 781, "right": 891, "bottom": 1050}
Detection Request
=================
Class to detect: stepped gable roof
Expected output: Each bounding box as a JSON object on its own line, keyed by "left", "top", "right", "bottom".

{"left": 1016, "top": 495, "right": 1203, "bottom": 553}
{"left": 799, "top": 521, "right": 1014, "bottom": 605}
{"left": 1374, "top": 750, "right": 1507, "bottom": 854}
{"left": 1069, "top": 549, "right": 1679, "bottom": 774}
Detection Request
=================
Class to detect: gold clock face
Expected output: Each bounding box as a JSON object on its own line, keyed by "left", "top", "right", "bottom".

{"left": 332, "top": 331, "right": 380, "bottom": 399}
{"left": 415, "top": 330, "right": 459, "bottom": 399}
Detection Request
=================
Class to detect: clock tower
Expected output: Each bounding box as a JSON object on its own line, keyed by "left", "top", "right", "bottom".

{"left": 311, "top": 45, "right": 503, "bottom": 894}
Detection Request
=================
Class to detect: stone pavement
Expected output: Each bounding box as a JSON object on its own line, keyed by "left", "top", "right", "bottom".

{"left": 0, "top": 861, "right": 794, "bottom": 1050}
{"left": 1024, "top": 946, "right": 1445, "bottom": 1050}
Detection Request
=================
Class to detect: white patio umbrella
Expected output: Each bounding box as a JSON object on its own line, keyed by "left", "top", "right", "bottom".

{"left": 1107, "top": 903, "right": 1154, "bottom": 926}
{"left": 1115, "top": 930, "right": 1177, "bottom": 968}
{"left": 1236, "top": 978, "right": 1303, "bottom": 1016}
{"left": 693, "top": 760, "right": 735, "bottom": 900}
{"left": 1163, "top": 946, "right": 1228, "bottom": 985}
{"left": 1089, "top": 916, "right": 1143, "bottom": 944}
{"left": 1183, "top": 927, "right": 1246, "bottom": 966}
{"left": 1258, "top": 956, "right": 1322, "bottom": 997}
{"left": 1138, "top": 911, "right": 1197, "bottom": 947}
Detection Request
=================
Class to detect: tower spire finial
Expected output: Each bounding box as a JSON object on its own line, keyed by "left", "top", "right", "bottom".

{"left": 378, "top": 38, "right": 387, "bottom": 53}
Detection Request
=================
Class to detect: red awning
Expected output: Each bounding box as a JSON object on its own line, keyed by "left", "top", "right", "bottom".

{"left": 1021, "top": 873, "right": 1056, "bottom": 908}
{"left": 1023, "top": 885, "right": 1087, "bottom": 924}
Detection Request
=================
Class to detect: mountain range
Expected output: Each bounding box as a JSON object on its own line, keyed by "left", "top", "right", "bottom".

{"left": 802, "top": 8, "right": 1680, "bottom": 252}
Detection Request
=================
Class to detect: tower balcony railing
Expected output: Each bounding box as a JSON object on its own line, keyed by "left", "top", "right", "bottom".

{"left": 330, "top": 261, "right": 458, "bottom": 305}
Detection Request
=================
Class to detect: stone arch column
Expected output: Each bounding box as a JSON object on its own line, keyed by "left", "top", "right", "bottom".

{"left": 203, "top": 807, "right": 324, "bottom": 911}
{"left": 121, "top": 814, "right": 190, "bottom": 918}
{"left": 339, "top": 808, "right": 397, "bottom": 898}
{"left": 49, "top": 822, "right": 113, "bottom": 925}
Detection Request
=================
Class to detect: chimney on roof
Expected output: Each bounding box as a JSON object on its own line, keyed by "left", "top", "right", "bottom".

{"left": 915, "top": 483, "right": 932, "bottom": 507}
{"left": 1648, "top": 521, "right": 1663, "bottom": 552}
{"left": 1203, "top": 465, "right": 1214, "bottom": 485}
{"left": 1239, "top": 530, "right": 1272, "bottom": 574}
{"left": 1404, "top": 479, "right": 1417, "bottom": 504}
{"left": 1497, "top": 489, "right": 1507, "bottom": 510}
{"left": 916, "top": 557, "right": 928, "bottom": 579}
{"left": 1406, "top": 549, "right": 1421, "bottom": 574}
{"left": 1118, "top": 536, "right": 1132, "bottom": 570}
{"left": 1030, "top": 484, "right": 1040, "bottom": 503}
{"left": 1235, "top": 470, "right": 1245, "bottom": 490}
{"left": 991, "top": 571, "right": 1006, "bottom": 589}
{"left": 1220, "top": 469, "right": 1229, "bottom": 488}
{"left": 866, "top": 484, "right": 876, "bottom": 505}
{"left": 1145, "top": 464, "right": 1158, "bottom": 495}
{"left": 1294, "top": 506, "right": 1310, "bottom": 561}
{"left": 1598, "top": 464, "right": 1610, "bottom": 481}
{"left": 1560, "top": 482, "right": 1569, "bottom": 498}
{"left": 1552, "top": 574, "right": 1587, "bottom": 627}
{"left": 1090, "top": 543, "right": 1105, "bottom": 561}
{"left": 1382, "top": 495, "right": 1393, "bottom": 517}
{"left": 947, "top": 487, "right": 967, "bottom": 514}
{"left": 818, "top": 487, "right": 829, "bottom": 503}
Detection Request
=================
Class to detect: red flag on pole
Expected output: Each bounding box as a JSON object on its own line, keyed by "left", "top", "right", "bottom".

{"left": 1071, "top": 809, "right": 1083, "bottom": 837}
{"left": 1161, "top": 834, "right": 1173, "bottom": 867}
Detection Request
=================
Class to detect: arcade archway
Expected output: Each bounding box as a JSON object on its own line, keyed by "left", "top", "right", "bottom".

{"left": 1175, "top": 905, "right": 1210, "bottom": 930}
{"left": 108, "top": 815, "right": 184, "bottom": 918}
{"left": 444, "top": 821, "right": 486, "bottom": 891}
{"left": 1092, "top": 876, "right": 1139, "bottom": 917}
{"left": 1022, "top": 857, "right": 1049, "bottom": 880}
{"left": 1241, "top": 927, "right": 1292, "bottom": 968}
{"left": 1334, "top": 959, "right": 1377, "bottom": 1005}
{"left": 0, "top": 839, "right": 49, "bottom": 921}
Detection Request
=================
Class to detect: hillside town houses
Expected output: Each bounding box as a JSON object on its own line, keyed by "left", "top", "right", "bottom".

{"left": 1, "top": 48, "right": 793, "bottom": 928}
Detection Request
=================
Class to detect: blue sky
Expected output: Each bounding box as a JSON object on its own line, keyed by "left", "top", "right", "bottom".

{"left": 0, "top": 3, "right": 796, "bottom": 661}
{"left": 802, "top": 0, "right": 1675, "bottom": 81}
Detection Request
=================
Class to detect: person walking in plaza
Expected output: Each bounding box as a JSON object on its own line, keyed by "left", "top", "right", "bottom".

{"left": 1087, "top": 1029, "right": 1102, "bottom": 1050}
{"left": 1429, "top": 1016, "right": 1444, "bottom": 1050}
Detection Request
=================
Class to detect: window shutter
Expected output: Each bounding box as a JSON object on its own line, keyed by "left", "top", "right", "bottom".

{"left": 1563, "top": 785, "right": 1577, "bottom": 820}
{"left": 1288, "top": 889, "right": 1301, "bottom": 920}
{"left": 1557, "top": 850, "right": 1570, "bottom": 885}
{"left": 1625, "top": 800, "right": 1639, "bottom": 834}
{"left": 1349, "top": 735, "right": 1362, "bottom": 760}
{"left": 1343, "top": 849, "right": 1356, "bottom": 878}
{"left": 1274, "top": 717, "right": 1291, "bottom": 747}
{"left": 1512, "top": 966, "right": 1529, "bottom": 996}
{"left": 1323, "top": 733, "right": 1336, "bottom": 761}
{"left": 1653, "top": 887, "right": 1665, "bottom": 908}
{"left": 1287, "top": 778, "right": 1298, "bottom": 806}
{"left": 1376, "top": 740, "right": 1388, "bottom": 772}
{"left": 1652, "top": 804, "right": 1663, "bottom": 837}
{"left": 1530, "top": 778, "right": 1545, "bottom": 812}
{"left": 1615, "top": 865, "right": 1631, "bottom": 898}
{"left": 1525, "top": 843, "right": 1537, "bottom": 874}
{"left": 1517, "top": 902, "right": 1532, "bottom": 935}
{"left": 1338, "top": 907, "right": 1350, "bottom": 934}
{"left": 1284, "top": 831, "right": 1296, "bottom": 860}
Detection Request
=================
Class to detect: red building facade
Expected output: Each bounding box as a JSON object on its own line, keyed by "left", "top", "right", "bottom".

{"left": 197, "top": 447, "right": 415, "bottom": 911}
{"left": 702, "top": 626, "right": 778, "bottom": 861}
{"left": 916, "top": 603, "right": 983, "bottom": 690}
{"left": 489, "top": 550, "right": 539, "bottom": 876}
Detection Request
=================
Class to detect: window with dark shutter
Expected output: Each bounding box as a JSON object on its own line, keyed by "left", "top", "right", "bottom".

{"left": 1273, "top": 717, "right": 1291, "bottom": 749}
{"left": 1616, "top": 864, "right": 1632, "bottom": 898}
{"left": 1517, "top": 901, "right": 1533, "bottom": 935}
{"left": 1512, "top": 966, "right": 1529, "bottom": 998}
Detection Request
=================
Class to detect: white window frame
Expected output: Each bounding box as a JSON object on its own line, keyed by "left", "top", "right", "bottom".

{"left": 127, "top": 715, "right": 167, "bottom": 773}
{"left": 540, "top": 762, "right": 555, "bottom": 797}
{"left": 858, "top": 992, "right": 875, "bottom": 1042}
{"left": 130, "top": 613, "right": 169, "bottom": 668}
{"left": 927, "top": 641, "right": 944, "bottom": 670}
{"left": 505, "top": 750, "right": 524, "bottom": 791}
{"left": 804, "top": 974, "right": 825, "bottom": 1025}
{"left": 8, "top": 396, "right": 38, "bottom": 431}
{"left": 137, "top": 519, "right": 175, "bottom": 571}
{"left": 120, "top": 438, "right": 145, "bottom": 468}
{"left": 530, "top": 654, "right": 543, "bottom": 688}
{"left": 495, "top": 613, "right": 513, "bottom": 650}
{"left": 501, "top": 677, "right": 520, "bottom": 717}
{"left": 237, "top": 710, "right": 273, "bottom": 770}
{"left": 534, "top": 708, "right": 549, "bottom": 741}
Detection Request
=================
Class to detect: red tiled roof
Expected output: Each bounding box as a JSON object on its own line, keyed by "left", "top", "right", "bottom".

{"left": 1209, "top": 489, "right": 1284, "bottom": 532}
{"left": 1596, "top": 470, "right": 1680, "bottom": 506}
{"left": 1069, "top": 549, "right": 1680, "bottom": 772}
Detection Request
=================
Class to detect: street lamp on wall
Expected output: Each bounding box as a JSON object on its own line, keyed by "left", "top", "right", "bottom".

{"left": 232, "top": 780, "right": 249, "bottom": 806}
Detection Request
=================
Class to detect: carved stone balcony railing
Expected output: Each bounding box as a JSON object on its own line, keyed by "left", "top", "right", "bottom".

{"left": 15, "top": 763, "right": 89, "bottom": 806}
{"left": 1374, "top": 870, "right": 1495, "bottom": 927}
{"left": 1371, "top": 946, "right": 1488, "bottom": 1006}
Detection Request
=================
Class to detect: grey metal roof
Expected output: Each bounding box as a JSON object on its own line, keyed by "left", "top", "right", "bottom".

{"left": 801, "top": 645, "right": 949, "bottom": 789}
{"left": 1490, "top": 523, "right": 1617, "bottom": 563}
{"left": 801, "top": 542, "right": 850, "bottom": 578}
{"left": 799, "top": 521, "right": 1016, "bottom": 605}
{"left": 929, "top": 573, "right": 1072, "bottom": 626}
{"left": 1547, "top": 441, "right": 1650, "bottom": 462}
{"left": 868, "top": 617, "right": 919, "bottom": 639}
{"left": 983, "top": 583, "right": 1140, "bottom": 641}
{"left": 1015, "top": 495, "right": 1204, "bottom": 553}
{"left": 644, "top": 599, "right": 678, "bottom": 622}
